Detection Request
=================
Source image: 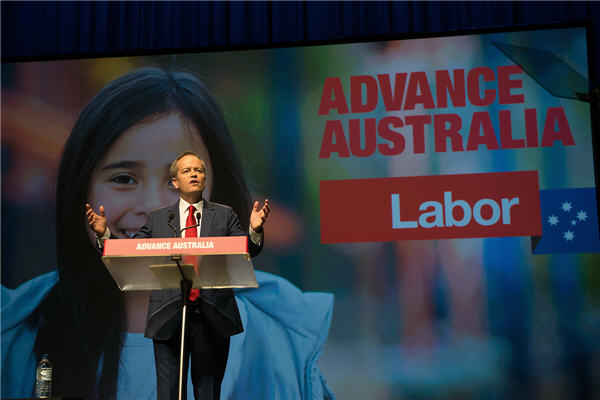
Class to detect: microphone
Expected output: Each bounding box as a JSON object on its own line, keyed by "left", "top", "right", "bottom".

{"left": 180, "top": 212, "right": 201, "bottom": 236}
{"left": 168, "top": 212, "right": 179, "bottom": 238}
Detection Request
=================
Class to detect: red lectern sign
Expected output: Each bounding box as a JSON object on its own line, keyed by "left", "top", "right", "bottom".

{"left": 103, "top": 236, "right": 249, "bottom": 257}
{"left": 101, "top": 237, "right": 257, "bottom": 291}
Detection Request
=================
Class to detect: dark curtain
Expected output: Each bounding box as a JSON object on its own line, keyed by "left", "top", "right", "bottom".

{"left": 3, "top": 1, "right": 600, "bottom": 82}
{"left": 1, "top": 2, "right": 599, "bottom": 399}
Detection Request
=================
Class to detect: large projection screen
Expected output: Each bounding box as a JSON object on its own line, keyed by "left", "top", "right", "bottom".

{"left": 2, "top": 24, "right": 599, "bottom": 399}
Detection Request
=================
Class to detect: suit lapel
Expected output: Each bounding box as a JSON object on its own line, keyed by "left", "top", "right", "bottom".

{"left": 166, "top": 200, "right": 181, "bottom": 237}
{"left": 199, "top": 199, "right": 214, "bottom": 237}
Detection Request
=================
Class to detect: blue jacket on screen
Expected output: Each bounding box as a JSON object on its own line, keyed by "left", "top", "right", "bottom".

{"left": 1, "top": 270, "right": 335, "bottom": 399}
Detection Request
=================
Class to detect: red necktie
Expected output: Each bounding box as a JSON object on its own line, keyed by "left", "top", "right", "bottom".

{"left": 185, "top": 205, "right": 200, "bottom": 301}
{"left": 184, "top": 205, "right": 198, "bottom": 238}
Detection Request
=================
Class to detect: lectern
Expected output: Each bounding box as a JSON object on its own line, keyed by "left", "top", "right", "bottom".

{"left": 101, "top": 236, "right": 258, "bottom": 400}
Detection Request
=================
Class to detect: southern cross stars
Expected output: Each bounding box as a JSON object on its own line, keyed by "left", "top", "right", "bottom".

{"left": 548, "top": 200, "right": 591, "bottom": 242}
{"left": 563, "top": 230, "right": 575, "bottom": 241}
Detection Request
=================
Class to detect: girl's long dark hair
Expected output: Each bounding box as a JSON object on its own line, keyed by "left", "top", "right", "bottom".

{"left": 32, "top": 68, "right": 251, "bottom": 398}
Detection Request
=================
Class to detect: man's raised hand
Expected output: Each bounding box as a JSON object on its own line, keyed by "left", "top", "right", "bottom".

{"left": 86, "top": 203, "right": 107, "bottom": 237}
{"left": 250, "top": 199, "right": 270, "bottom": 232}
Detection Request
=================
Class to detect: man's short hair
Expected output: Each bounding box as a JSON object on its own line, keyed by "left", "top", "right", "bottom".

{"left": 170, "top": 151, "right": 206, "bottom": 177}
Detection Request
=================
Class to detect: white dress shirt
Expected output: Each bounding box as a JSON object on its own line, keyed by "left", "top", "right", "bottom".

{"left": 179, "top": 198, "right": 203, "bottom": 237}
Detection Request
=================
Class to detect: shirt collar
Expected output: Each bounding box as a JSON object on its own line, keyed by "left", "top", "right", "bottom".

{"left": 179, "top": 198, "right": 203, "bottom": 216}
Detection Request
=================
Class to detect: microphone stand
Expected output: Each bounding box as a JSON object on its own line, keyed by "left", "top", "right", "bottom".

{"left": 168, "top": 213, "right": 201, "bottom": 400}
{"left": 171, "top": 253, "right": 191, "bottom": 400}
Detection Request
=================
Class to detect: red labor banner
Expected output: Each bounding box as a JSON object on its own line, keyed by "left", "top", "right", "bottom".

{"left": 320, "top": 171, "right": 542, "bottom": 243}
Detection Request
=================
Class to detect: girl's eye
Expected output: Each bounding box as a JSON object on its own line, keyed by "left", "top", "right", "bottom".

{"left": 110, "top": 174, "right": 137, "bottom": 185}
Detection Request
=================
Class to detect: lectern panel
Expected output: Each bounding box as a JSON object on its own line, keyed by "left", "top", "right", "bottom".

{"left": 101, "top": 237, "right": 258, "bottom": 291}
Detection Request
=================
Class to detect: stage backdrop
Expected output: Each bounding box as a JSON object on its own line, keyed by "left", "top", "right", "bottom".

{"left": 2, "top": 25, "right": 599, "bottom": 398}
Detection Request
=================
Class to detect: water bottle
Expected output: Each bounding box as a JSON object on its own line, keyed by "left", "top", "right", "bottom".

{"left": 35, "top": 354, "right": 53, "bottom": 398}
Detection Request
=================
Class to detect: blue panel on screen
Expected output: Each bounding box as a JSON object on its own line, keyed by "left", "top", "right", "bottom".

{"left": 532, "top": 188, "right": 600, "bottom": 254}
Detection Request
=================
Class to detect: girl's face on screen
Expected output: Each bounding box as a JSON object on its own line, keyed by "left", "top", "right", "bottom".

{"left": 87, "top": 112, "right": 213, "bottom": 238}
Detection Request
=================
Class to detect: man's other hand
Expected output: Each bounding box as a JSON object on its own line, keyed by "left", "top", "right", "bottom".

{"left": 250, "top": 199, "right": 270, "bottom": 232}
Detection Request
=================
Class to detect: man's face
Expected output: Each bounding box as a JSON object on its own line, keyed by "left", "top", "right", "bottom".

{"left": 172, "top": 155, "right": 207, "bottom": 201}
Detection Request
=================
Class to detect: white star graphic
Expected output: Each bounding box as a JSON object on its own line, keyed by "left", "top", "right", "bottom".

{"left": 561, "top": 201, "right": 572, "bottom": 212}
{"left": 571, "top": 220, "right": 577, "bottom": 226}
{"left": 547, "top": 215, "right": 559, "bottom": 226}
{"left": 577, "top": 210, "right": 588, "bottom": 221}
{"left": 563, "top": 230, "right": 575, "bottom": 241}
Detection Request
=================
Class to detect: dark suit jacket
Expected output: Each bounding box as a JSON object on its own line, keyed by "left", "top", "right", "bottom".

{"left": 137, "top": 199, "right": 262, "bottom": 340}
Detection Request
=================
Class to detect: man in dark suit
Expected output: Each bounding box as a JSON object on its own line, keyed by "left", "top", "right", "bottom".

{"left": 86, "top": 151, "right": 270, "bottom": 400}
